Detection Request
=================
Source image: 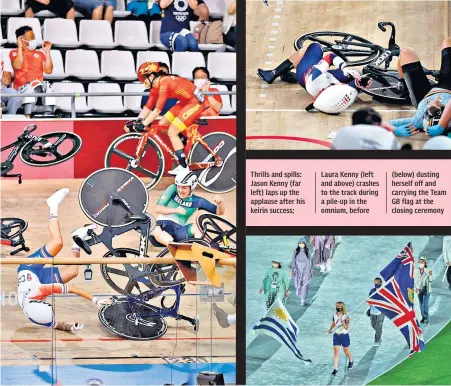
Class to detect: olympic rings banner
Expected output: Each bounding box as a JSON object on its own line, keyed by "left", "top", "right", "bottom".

{"left": 0, "top": 117, "right": 236, "bottom": 180}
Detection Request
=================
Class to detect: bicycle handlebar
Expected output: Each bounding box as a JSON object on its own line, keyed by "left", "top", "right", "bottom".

{"left": 378, "top": 22, "right": 394, "bottom": 32}
{"left": 23, "top": 124, "right": 37, "bottom": 135}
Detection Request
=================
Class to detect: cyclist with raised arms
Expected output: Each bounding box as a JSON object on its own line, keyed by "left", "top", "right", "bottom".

{"left": 150, "top": 170, "right": 225, "bottom": 246}
{"left": 383, "top": 38, "right": 451, "bottom": 138}
{"left": 257, "top": 43, "right": 361, "bottom": 103}
{"left": 130, "top": 62, "right": 207, "bottom": 175}
{"left": 17, "top": 189, "right": 106, "bottom": 332}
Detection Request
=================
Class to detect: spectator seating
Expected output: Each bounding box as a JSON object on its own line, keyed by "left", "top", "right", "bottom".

{"left": 208, "top": 52, "right": 236, "bottom": 81}
{"left": 204, "top": 0, "right": 226, "bottom": 18}
{"left": 79, "top": 20, "right": 116, "bottom": 49}
{"left": 1, "top": 29, "right": 7, "bottom": 46}
{"left": 43, "top": 19, "right": 80, "bottom": 48}
{"left": 136, "top": 51, "right": 171, "bottom": 71}
{"left": 65, "top": 50, "right": 102, "bottom": 80}
{"left": 115, "top": 20, "right": 151, "bottom": 49}
{"left": 231, "top": 85, "right": 236, "bottom": 111}
{"left": 213, "top": 84, "right": 234, "bottom": 115}
{"left": 53, "top": 82, "right": 89, "bottom": 113}
{"left": 101, "top": 50, "right": 136, "bottom": 80}
{"left": 44, "top": 50, "right": 66, "bottom": 80}
{"left": 7, "top": 17, "right": 42, "bottom": 45}
{"left": 124, "top": 83, "right": 146, "bottom": 113}
{"left": 172, "top": 52, "right": 206, "bottom": 79}
{"left": 88, "top": 82, "right": 125, "bottom": 113}
{"left": 0, "top": 0, "right": 23, "bottom": 16}
{"left": 149, "top": 21, "right": 168, "bottom": 50}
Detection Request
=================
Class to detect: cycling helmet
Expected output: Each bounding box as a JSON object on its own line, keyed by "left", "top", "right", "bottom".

{"left": 137, "top": 62, "right": 161, "bottom": 83}
{"left": 308, "top": 84, "right": 358, "bottom": 114}
{"left": 422, "top": 104, "right": 444, "bottom": 131}
{"left": 175, "top": 170, "right": 198, "bottom": 190}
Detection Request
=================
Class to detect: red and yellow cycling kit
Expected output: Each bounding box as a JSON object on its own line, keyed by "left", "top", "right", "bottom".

{"left": 145, "top": 76, "right": 206, "bottom": 131}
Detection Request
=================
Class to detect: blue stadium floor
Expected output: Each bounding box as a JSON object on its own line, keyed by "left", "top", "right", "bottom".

{"left": 246, "top": 236, "right": 451, "bottom": 385}
{"left": 1, "top": 362, "right": 236, "bottom": 385}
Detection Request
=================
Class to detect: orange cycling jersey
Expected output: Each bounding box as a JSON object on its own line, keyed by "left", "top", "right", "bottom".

{"left": 9, "top": 49, "right": 46, "bottom": 90}
{"left": 146, "top": 76, "right": 199, "bottom": 111}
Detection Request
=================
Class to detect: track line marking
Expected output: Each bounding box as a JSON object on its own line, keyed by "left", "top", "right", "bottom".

{"left": 2, "top": 337, "right": 235, "bottom": 343}
{"left": 247, "top": 108, "right": 417, "bottom": 113}
{"left": 246, "top": 135, "right": 331, "bottom": 148}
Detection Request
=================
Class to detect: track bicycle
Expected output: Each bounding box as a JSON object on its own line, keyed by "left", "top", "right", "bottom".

{"left": 74, "top": 168, "right": 233, "bottom": 340}
{"left": 1, "top": 124, "right": 82, "bottom": 184}
{"left": 293, "top": 22, "right": 440, "bottom": 104}
{"left": 1, "top": 218, "right": 30, "bottom": 255}
{"left": 104, "top": 119, "right": 236, "bottom": 194}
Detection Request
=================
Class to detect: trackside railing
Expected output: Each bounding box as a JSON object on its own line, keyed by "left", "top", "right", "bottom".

{"left": 1, "top": 91, "right": 236, "bottom": 119}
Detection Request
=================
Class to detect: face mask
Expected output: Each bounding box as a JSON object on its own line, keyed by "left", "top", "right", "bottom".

{"left": 194, "top": 79, "right": 207, "bottom": 88}
{"left": 27, "top": 39, "right": 37, "bottom": 50}
{"left": 375, "top": 284, "right": 381, "bottom": 288}
{"left": 272, "top": 263, "right": 279, "bottom": 269}
{"left": 336, "top": 308, "right": 342, "bottom": 312}
{"left": 418, "top": 263, "right": 425, "bottom": 269}
{"left": 299, "top": 243, "right": 305, "bottom": 248}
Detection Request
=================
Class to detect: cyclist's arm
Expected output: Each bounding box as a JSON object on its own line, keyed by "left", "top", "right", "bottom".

{"left": 197, "top": 197, "right": 225, "bottom": 216}
{"left": 438, "top": 99, "right": 451, "bottom": 129}
{"left": 142, "top": 83, "right": 168, "bottom": 126}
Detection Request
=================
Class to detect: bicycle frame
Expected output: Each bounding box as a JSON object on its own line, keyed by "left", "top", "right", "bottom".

{"left": 135, "top": 123, "right": 222, "bottom": 171}
{"left": 1, "top": 138, "right": 26, "bottom": 165}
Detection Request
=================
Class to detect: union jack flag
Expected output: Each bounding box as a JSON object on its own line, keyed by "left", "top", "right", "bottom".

{"left": 381, "top": 242, "right": 415, "bottom": 281}
{"left": 367, "top": 242, "right": 425, "bottom": 355}
{"left": 367, "top": 277, "right": 424, "bottom": 354}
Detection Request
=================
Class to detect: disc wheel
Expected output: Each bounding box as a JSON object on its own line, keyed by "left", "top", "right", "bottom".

{"left": 196, "top": 214, "right": 236, "bottom": 256}
{"left": 99, "top": 298, "right": 168, "bottom": 340}
{"left": 1, "top": 218, "right": 28, "bottom": 240}
{"left": 104, "top": 133, "right": 165, "bottom": 191}
{"left": 20, "top": 132, "right": 82, "bottom": 166}
{"left": 188, "top": 132, "right": 236, "bottom": 193}
{"left": 293, "top": 31, "right": 381, "bottom": 67}
{"left": 101, "top": 248, "right": 185, "bottom": 295}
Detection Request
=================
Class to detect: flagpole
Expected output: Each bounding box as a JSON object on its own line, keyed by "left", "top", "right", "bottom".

{"left": 349, "top": 309, "right": 368, "bottom": 335}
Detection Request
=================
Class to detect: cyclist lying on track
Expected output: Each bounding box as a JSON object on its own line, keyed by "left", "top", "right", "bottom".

{"left": 129, "top": 62, "right": 207, "bottom": 175}
{"left": 384, "top": 38, "right": 451, "bottom": 138}
{"left": 17, "top": 189, "right": 106, "bottom": 331}
{"left": 258, "top": 42, "right": 361, "bottom": 111}
{"left": 150, "top": 170, "right": 225, "bottom": 246}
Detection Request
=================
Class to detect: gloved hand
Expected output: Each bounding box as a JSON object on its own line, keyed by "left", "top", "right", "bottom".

{"left": 426, "top": 124, "right": 445, "bottom": 137}
{"left": 394, "top": 124, "right": 419, "bottom": 137}
{"left": 133, "top": 120, "right": 146, "bottom": 133}
{"left": 342, "top": 66, "right": 361, "bottom": 81}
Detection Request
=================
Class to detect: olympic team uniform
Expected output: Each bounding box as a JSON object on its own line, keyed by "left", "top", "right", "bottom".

{"left": 332, "top": 312, "right": 351, "bottom": 347}
{"left": 295, "top": 43, "right": 357, "bottom": 97}
{"left": 17, "top": 246, "right": 68, "bottom": 327}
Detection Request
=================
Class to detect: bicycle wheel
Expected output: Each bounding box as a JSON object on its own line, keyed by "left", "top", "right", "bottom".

{"left": 99, "top": 298, "right": 168, "bottom": 340}
{"left": 20, "top": 132, "right": 82, "bottom": 166}
{"left": 105, "top": 133, "right": 165, "bottom": 191}
{"left": 196, "top": 214, "right": 236, "bottom": 256}
{"left": 1, "top": 218, "right": 28, "bottom": 240}
{"left": 188, "top": 132, "right": 236, "bottom": 194}
{"left": 294, "top": 31, "right": 381, "bottom": 67}
{"left": 101, "top": 248, "right": 185, "bottom": 295}
{"left": 358, "top": 68, "right": 410, "bottom": 104}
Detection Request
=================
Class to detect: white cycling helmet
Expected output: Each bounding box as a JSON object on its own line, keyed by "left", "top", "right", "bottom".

{"left": 308, "top": 84, "right": 358, "bottom": 114}
{"left": 175, "top": 170, "right": 198, "bottom": 190}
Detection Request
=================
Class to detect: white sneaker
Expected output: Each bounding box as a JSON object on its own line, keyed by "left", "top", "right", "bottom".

{"left": 72, "top": 224, "right": 97, "bottom": 240}
{"left": 168, "top": 165, "right": 188, "bottom": 176}
{"left": 320, "top": 264, "right": 326, "bottom": 273}
{"left": 300, "top": 298, "right": 306, "bottom": 306}
{"left": 47, "top": 188, "right": 69, "bottom": 208}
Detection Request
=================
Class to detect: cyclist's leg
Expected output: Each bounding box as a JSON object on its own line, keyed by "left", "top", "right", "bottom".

{"left": 295, "top": 42, "right": 324, "bottom": 88}
{"left": 45, "top": 189, "right": 69, "bottom": 256}
{"left": 437, "top": 37, "right": 451, "bottom": 90}
{"left": 151, "top": 220, "right": 177, "bottom": 246}
{"left": 397, "top": 47, "right": 431, "bottom": 107}
{"left": 165, "top": 104, "right": 188, "bottom": 168}
{"left": 168, "top": 102, "right": 205, "bottom": 169}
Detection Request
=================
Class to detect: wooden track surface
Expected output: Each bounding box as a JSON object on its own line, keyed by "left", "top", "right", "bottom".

{"left": 246, "top": 0, "right": 449, "bottom": 150}
{"left": 1, "top": 178, "right": 236, "bottom": 366}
